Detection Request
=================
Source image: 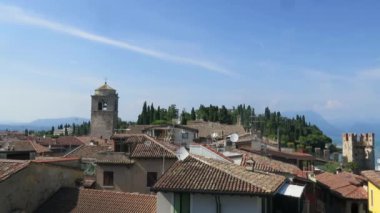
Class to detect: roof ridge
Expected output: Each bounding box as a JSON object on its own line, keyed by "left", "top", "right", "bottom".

{"left": 80, "top": 188, "right": 156, "bottom": 197}
{"left": 64, "top": 144, "right": 85, "bottom": 157}
{"left": 191, "top": 154, "right": 284, "bottom": 193}
{"left": 143, "top": 134, "right": 176, "bottom": 156}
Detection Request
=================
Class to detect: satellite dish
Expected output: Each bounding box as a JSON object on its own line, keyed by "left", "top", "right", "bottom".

{"left": 176, "top": 146, "right": 189, "bottom": 161}
{"left": 211, "top": 132, "right": 219, "bottom": 138}
{"left": 229, "top": 133, "right": 239, "bottom": 143}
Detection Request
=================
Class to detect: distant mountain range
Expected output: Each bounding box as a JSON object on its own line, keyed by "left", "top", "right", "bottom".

{"left": 0, "top": 117, "right": 89, "bottom": 131}
{"left": 283, "top": 110, "right": 380, "bottom": 159}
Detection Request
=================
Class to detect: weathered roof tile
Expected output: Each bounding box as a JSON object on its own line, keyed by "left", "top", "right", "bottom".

{"left": 36, "top": 188, "right": 156, "bottom": 213}
{"left": 153, "top": 155, "right": 285, "bottom": 195}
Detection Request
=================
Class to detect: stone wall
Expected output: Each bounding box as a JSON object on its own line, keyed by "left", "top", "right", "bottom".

{"left": 90, "top": 92, "right": 118, "bottom": 139}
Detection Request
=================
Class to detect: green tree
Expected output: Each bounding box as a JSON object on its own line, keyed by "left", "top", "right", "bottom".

{"left": 191, "top": 107, "right": 196, "bottom": 120}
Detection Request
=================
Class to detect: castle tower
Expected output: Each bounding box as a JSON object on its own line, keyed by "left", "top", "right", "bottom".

{"left": 90, "top": 82, "right": 119, "bottom": 139}
{"left": 342, "top": 132, "right": 375, "bottom": 170}
{"left": 342, "top": 133, "right": 356, "bottom": 163}
{"left": 360, "top": 133, "right": 375, "bottom": 170}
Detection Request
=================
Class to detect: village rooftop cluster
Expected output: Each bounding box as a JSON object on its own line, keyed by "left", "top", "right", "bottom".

{"left": 0, "top": 83, "right": 379, "bottom": 213}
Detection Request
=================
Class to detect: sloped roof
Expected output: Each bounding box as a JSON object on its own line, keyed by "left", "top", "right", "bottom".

{"left": 0, "top": 159, "right": 30, "bottom": 182}
{"left": 95, "top": 152, "right": 134, "bottom": 165}
{"left": 0, "top": 140, "right": 50, "bottom": 153}
{"left": 316, "top": 172, "right": 367, "bottom": 200}
{"left": 96, "top": 82, "right": 115, "bottom": 91}
{"left": 237, "top": 149, "right": 301, "bottom": 175}
{"left": 361, "top": 170, "right": 380, "bottom": 188}
{"left": 153, "top": 155, "right": 285, "bottom": 195}
{"left": 64, "top": 145, "right": 113, "bottom": 159}
{"left": 143, "top": 124, "right": 198, "bottom": 133}
{"left": 30, "top": 141, "right": 51, "bottom": 154}
{"left": 36, "top": 188, "right": 156, "bottom": 213}
{"left": 36, "top": 136, "right": 84, "bottom": 147}
{"left": 186, "top": 121, "right": 246, "bottom": 138}
{"left": 112, "top": 134, "right": 177, "bottom": 159}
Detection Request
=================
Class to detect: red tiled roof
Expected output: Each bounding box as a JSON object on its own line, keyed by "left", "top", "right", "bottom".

{"left": 143, "top": 124, "right": 199, "bottom": 133}
{"left": 153, "top": 155, "right": 285, "bottom": 195}
{"left": 30, "top": 140, "right": 51, "bottom": 154}
{"left": 36, "top": 136, "right": 84, "bottom": 146}
{"left": 95, "top": 152, "right": 134, "bottom": 165}
{"left": 240, "top": 147, "right": 314, "bottom": 161}
{"left": 186, "top": 121, "right": 246, "bottom": 138}
{"left": 316, "top": 172, "right": 367, "bottom": 200}
{"left": 361, "top": 170, "right": 380, "bottom": 188}
{"left": 36, "top": 188, "right": 156, "bottom": 213}
{"left": 237, "top": 149, "right": 301, "bottom": 175}
{"left": 0, "top": 159, "right": 30, "bottom": 182}
{"left": 113, "top": 134, "right": 177, "bottom": 159}
{"left": 64, "top": 145, "right": 113, "bottom": 159}
{"left": 33, "top": 157, "right": 80, "bottom": 163}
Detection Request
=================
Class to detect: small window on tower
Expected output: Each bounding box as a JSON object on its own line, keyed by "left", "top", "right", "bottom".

{"left": 98, "top": 102, "right": 102, "bottom": 110}
{"left": 103, "top": 102, "right": 108, "bottom": 110}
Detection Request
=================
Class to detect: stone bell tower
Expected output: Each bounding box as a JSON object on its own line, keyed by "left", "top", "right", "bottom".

{"left": 90, "top": 82, "right": 118, "bottom": 139}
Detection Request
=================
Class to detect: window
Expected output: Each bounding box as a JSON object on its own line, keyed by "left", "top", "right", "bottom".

{"left": 174, "top": 193, "right": 190, "bottom": 213}
{"left": 182, "top": 132, "right": 189, "bottom": 139}
{"left": 98, "top": 101, "right": 108, "bottom": 111}
{"left": 102, "top": 102, "right": 108, "bottom": 110}
{"left": 146, "top": 172, "right": 157, "bottom": 187}
{"left": 103, "top": 171, "right": 114, "bottom": 186}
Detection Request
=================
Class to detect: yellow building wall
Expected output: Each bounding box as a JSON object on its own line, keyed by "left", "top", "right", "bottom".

{"left": 369, "top": 181, "right": 380, "bottom": 213}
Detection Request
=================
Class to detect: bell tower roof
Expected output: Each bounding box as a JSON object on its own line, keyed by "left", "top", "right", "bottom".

{"left": 96, "top": 82, "right": 115, "bottom": 91}
{"left": 94, "top": 82, "right": 117, "bottom": 96}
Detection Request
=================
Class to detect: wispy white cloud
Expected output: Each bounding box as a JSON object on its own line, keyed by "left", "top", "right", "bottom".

{"left": 0, "top": 4, "right": 234, "bottom": 76}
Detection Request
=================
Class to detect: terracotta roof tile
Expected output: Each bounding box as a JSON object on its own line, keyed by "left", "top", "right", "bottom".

{"left": 186, "top": 121, "right": 246, "bottom": 138}
{"left": 0, "top": 141, "right": 35, "bottom": 152}
{"left": 30, "top": 140, "right": 51, "bottom": 154}
{"left": 113, "top": 134, "right": 177, "bottom": 159}
{"left": 361, "top": 170, "right": 380, "bottom": 188}
{"left": 237, "top": 149, "right": 301, "bottom": 175}
{"left": 153, "top": 155, "right": 285, "bottom": 195}
{"left": 64, "top": 145, "right": 113, "bottom": 159}
{"left": 37, "top": 136, "right": 84, "bottom": 146}
{"left": 36, "top": 188, "right": 156, "bottom": 213}
{"left": 0, "top": 159, "right": 30, "bottom": 182}
{"left": 94, "top": 152, "right": 134, "bottom": 165}
{"left": 316, "top": 172, "right": 367, "bottom": 200}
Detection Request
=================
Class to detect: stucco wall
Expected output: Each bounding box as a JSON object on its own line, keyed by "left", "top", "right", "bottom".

{"left": 368, "top": 182, "right": 380, "bottom": 213}
{"left": 191, "top": 194, "right": 262, "bottom": 213}
{"left": 0, "top": 163, "right": 83, "bottom": 213}
{"left": 157, "top": 192, "right": 174, "bottom": 213}
{"left": 172, "top": 128, "right": 196, "bottom": 146}
{"left": 156, "top": 192, "right": 262, "bottom": 213}
{"left": 96, "top": 158, "right": 177, "bottom": 194}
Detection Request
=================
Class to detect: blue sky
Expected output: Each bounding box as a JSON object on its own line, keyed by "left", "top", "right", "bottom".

{"left": 1, "top": 0, "right": 380, "bottom": 124}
